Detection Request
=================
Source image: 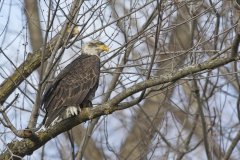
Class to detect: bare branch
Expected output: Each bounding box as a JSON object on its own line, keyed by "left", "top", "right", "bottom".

{"left": 0, "top": 53, "right": 239, "bottom": 159}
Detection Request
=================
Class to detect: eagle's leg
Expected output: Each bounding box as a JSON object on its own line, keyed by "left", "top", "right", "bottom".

{"left": 81, "top": 100, "right": 93, "bottom": 109}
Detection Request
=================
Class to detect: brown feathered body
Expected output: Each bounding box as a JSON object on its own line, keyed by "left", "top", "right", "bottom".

{"left": 42, "top": 54, "right": 100, "bottom": 127}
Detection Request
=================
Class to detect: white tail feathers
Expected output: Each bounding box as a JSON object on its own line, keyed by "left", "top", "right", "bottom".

{"left": 44, "top": 106, "right": 81, "bottom": 128}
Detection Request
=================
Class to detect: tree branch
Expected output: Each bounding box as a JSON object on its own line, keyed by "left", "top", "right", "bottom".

{"left": 0, "top": 55, "right": 239, "bottom": 159}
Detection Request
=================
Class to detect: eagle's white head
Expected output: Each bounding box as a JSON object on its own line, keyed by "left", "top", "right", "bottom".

{"left": 82, "top": 40, "right": 109, "bottom": 56}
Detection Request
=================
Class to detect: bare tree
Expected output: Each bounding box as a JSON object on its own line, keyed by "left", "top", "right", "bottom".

{"left": 0, "top": 0, "right": 240, "bottom": 159}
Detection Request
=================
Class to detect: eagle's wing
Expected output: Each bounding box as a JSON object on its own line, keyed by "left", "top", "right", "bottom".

{"left": 42, "top": 55, "right": 100, "bottom": 126}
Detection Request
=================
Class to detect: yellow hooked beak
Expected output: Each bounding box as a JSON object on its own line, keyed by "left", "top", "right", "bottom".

{"left": 98, "top": 44, "right": 109, "bottom": 52}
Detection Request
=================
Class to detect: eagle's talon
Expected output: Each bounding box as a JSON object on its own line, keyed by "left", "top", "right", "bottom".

{"left": 67, "top": 106, "right": 79, "bottom": 116}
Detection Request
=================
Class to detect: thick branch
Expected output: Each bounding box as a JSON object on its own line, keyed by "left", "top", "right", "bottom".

{"left": 24, "top": 0, "right": 43, "bottom": 52}
{"left": 0, "top": 55, "right": 239, "bottom": 159}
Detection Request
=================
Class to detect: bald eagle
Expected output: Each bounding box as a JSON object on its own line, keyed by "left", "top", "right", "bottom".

{"left": 42, "top": 40, "right": 109, "bottom": 127}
